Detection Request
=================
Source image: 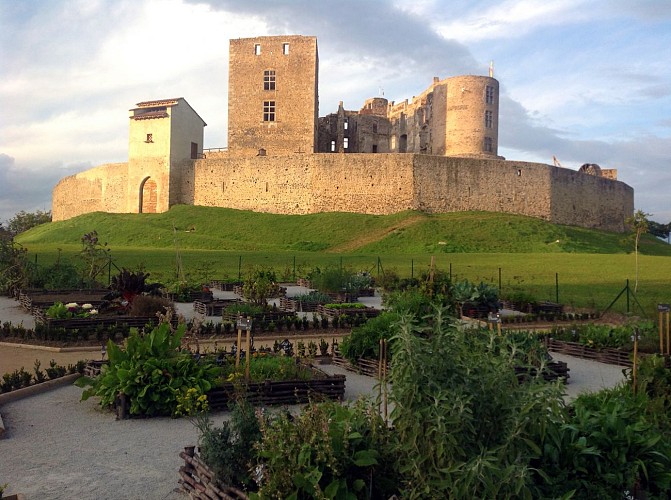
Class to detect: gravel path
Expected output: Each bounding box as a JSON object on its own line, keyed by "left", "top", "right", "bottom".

{"left": 0, "top": 292, "right": 628, "bottom": 499}
{"left": 0, "top": 356, "right": 626, "bottom": 499}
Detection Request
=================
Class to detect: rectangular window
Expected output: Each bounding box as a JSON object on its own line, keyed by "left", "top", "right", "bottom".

{"left": 486, "top": 85, "right": 494, "bottom": 104}
{"left": 372, "top": 122, "right": 378, "bottom": 134}
{"left": 343, "top": 137, "right": 349, "bottom": 149}
{"left": 283, "top": 43, "right": 289, "bottom": 55}
{"left": 344, "top": 118, "right": 348, "bottom": 130}
{"left": 254, "top": 44, "right": 261, "bottom": 55}
{"left": 264, "top": 70, "right": 276, "bottom": 90}
{"left": 372, "top": 144, "right": 378, "bottom": 153}
{"left": 145, "top": 133, "right": 153, "bottom": 143}
{"left": 191, "top": 142, "right": 198, "bottom": 159}
{"left": 484, "top": 137, "right": 493, "bottom": 152}
{"left": 330, "top": 140, "right": 336, "bottom": 152}
{"left": 263, "top": 100, "right": 276, "bottom": 122}
{"left": 485, "top": 110, "right": 493, "bottom": 128}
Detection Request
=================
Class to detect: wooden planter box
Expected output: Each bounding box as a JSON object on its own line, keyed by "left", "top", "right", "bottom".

{"left": 206, "top": 366, "right": 345, "bottom": 409}
{"left": 317, "top": 305, "right": 381, "bottom": 319}
{"left": 19, "top": 288, "right": 109, "bottom": 314}
{"left": 164, "top": 290, "right": 214, "bottom": 303}
{"left": 279, "top": 296, "right": 323, "bottom": 312}
{"left": 34, "top": 314, "right": 159, "bottom": 331}
{"left": 209, "top": 280, "right": 243, "bottom": 292}
{"left": 333, "top": 350, "right": 569, "bottom": 383}
{"left": 110, "top": 364, "right": 345, "bottom": 419}
{"left": 221, "top": 310, "right": 296, "bottom": 324}
{"left": 193, "top": 299, "right": 242, "bottom": 316}
{"left": 332, "top": 349, "right": 388, "bottom": 378}
{"left": 178, "top": 447, "right": 249, "bottom": 500}
{"left": 546, "top": 338, "right": 633, "bottom": 367}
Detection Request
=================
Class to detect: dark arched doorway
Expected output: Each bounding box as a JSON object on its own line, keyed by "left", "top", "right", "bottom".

{"left": 139, "top": 176, "right": 157, "bottom": 213}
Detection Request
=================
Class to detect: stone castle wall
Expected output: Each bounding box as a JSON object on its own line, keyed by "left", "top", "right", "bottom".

{"left": 53, "top": 154, "right": 633, "bottom": 232}
{"left": 52, "top": 163, "right": 129, "bottom": 221}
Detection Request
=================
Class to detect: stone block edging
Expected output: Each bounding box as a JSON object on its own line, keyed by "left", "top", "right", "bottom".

{"left": 0, "top": 341, "right": 101, "bottom": 353}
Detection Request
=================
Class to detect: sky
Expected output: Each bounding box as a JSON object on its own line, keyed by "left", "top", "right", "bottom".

{"left": 1, "top": 0, "right": 670, "bottom": 224}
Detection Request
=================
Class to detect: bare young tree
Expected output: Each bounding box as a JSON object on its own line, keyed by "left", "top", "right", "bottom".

{"left": 626, "top": 210, "right": 650, "bottom": 293}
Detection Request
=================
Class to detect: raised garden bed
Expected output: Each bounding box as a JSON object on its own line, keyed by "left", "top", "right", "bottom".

{"left": 221, "top": 310, "right": 296, "bottom": 324}
{"left": 333, "top": 350, "right": 569, "bottom": 383}
{"left": 546, "top": 338, "right": 633, "bottom": 367}
{"left": 18, "top": 288, "right": 109, "bottom": 315}
{"left": 279, "top": 296, "right": 322, "bottom": 312}
{"left": 193, "top": 299, "right": 242, "bottom": 316}
{"left": 206, "top": 366, "right": 345, "bottom": 409}
{"left": 110, "top": 363, "right": 345, "bottom": 419}
{"left": 317, "top": 304, "right": 381, "bottom": 319}
{"left": 34, "top": 313, "right": 159, "bottom": 330}
{"left": 164, "top": 290, "right": 214, "bottom": 303}
{"left": 178, "top": 446, "right": 249, "bottom": 500}
{"left": 209, "top": 280, "right": 243, "bottom": 292}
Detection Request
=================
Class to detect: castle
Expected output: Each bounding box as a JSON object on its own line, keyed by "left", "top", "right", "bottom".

{"left": 52, "top": 35, "right": 634, "bottom": 233}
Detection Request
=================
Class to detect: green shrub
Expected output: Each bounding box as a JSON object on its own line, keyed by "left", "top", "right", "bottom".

{"left": 389, "top": 308, "right": 566, "bottom": 499}
{"left": 129, "top": 294, "right": 173, "bottom": 317}
{"left": 78, "top": 323, "right": 220, "bottom": 416}
{"left": 254, "top": 400, "right": 396, "bottom": 499}
{"left": 533, "top": 385, "right": 671, "bottom": 498}
{"left": 198, "top": 400, "right": 262, "bottom": 489}
{"left": 340, "top": 311, "right": 400, "bottom": 362}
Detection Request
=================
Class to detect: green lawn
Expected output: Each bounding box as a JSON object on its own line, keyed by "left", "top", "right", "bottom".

{"left": 16, "top": 206, "right": 671, "bottom": 315}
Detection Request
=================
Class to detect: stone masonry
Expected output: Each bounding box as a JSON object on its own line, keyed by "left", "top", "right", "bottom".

{"left": 52, "top": 34, "right": 634, "bottom": 233}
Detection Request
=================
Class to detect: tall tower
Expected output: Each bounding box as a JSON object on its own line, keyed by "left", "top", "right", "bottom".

{"left": 444, "top": 75, "right": 499, "bottom": 158}
{"left": 227, "top": 35, "right": 319, "bottom": 156}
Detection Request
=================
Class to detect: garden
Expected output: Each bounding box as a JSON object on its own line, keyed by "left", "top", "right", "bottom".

{"left": 2, "top": 226, "right": 671, "bottom": 498}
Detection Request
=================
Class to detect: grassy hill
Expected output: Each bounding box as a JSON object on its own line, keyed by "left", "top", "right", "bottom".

{"left": 13, "top": 206, "right": 671, "bottom": 314}
{"left": 16, "top": 205, "right": 671, "bottom": 256}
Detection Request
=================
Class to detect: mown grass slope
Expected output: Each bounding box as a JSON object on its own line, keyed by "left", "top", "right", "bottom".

{"left": 14, "top": 206, "right": 671, "bottom": 315}
{"left": 17, "top": 205, "right": 671, "bottom": 256}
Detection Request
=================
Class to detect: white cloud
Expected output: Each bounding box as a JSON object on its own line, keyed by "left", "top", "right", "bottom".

{"left": 434, "top": 0, "right": 584, "bottom": 43}
{"left": 0, "top": 0, "right": 669, "bottom": 226}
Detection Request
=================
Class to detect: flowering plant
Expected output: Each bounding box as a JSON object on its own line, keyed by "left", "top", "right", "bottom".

{"left": 46, "top": 302, "right": 98, "bottom": 319}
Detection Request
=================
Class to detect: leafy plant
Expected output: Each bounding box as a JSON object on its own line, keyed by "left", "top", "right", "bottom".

{"left": 533, "top": 385, "right": 671, "bottom": 498}
{"left": 389, "top": 308, "right": 566, "bottom": 499}
{"left": 110, "top": 268, "right": 150, "bottom": 303}
{"left": 340, "top": 311, "right": 400, "bottom": 362}
{"left": 242, "top": 267, "right": 280, "bottom": 305}
{"left": 77, "top": 323, "right": 220, "bottom": 416}
{"left": 253, "top": 400, "right": 396, "bottom": 499}
{"left": 199, "top": 399, "right": 263, "bottom": 489}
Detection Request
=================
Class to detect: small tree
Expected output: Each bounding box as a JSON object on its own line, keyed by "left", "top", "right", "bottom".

{"left": 626, "top": 210, "right": 650, "bottom": 293}
{"left": 242, "top": 267, "right": 279, "bottom": 306}
{"left": 0, "top": 236, "right": 29, "bottom": 293}
{"left": 80, "top": 230, "right": 110, "bottom": 287}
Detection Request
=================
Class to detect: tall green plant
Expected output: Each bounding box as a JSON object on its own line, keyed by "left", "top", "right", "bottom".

{"left": 389, "top": 308, "right": 566, "bottom": 499}
{"left": 253, "top": 400, "right": 395, "bottom": 499}
{"left": 78, "top": 323, "right": 220, "bottom": 416}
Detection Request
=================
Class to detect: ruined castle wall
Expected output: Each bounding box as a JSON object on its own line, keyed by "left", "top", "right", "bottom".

{"left": 52, "top": 163, "right": 129, "bottom": 221}
{"left": 412, "top": 156, "right": 633, "bottom": 231}
{"left": 191, "top": 154, "right": 414, "bottom": 214}
{"left": 549, "top": 167, "right": 633, "bottom": 232}
{"left": 309, "top": 154, "right": 413, "bottom": 213}
{"left": 412, "top": 156, "right": 553, "bottom": 219}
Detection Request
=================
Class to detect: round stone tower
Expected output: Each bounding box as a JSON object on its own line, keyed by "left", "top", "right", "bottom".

{"left": 444, "top": 75, "right": 499, "bottom": 158}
